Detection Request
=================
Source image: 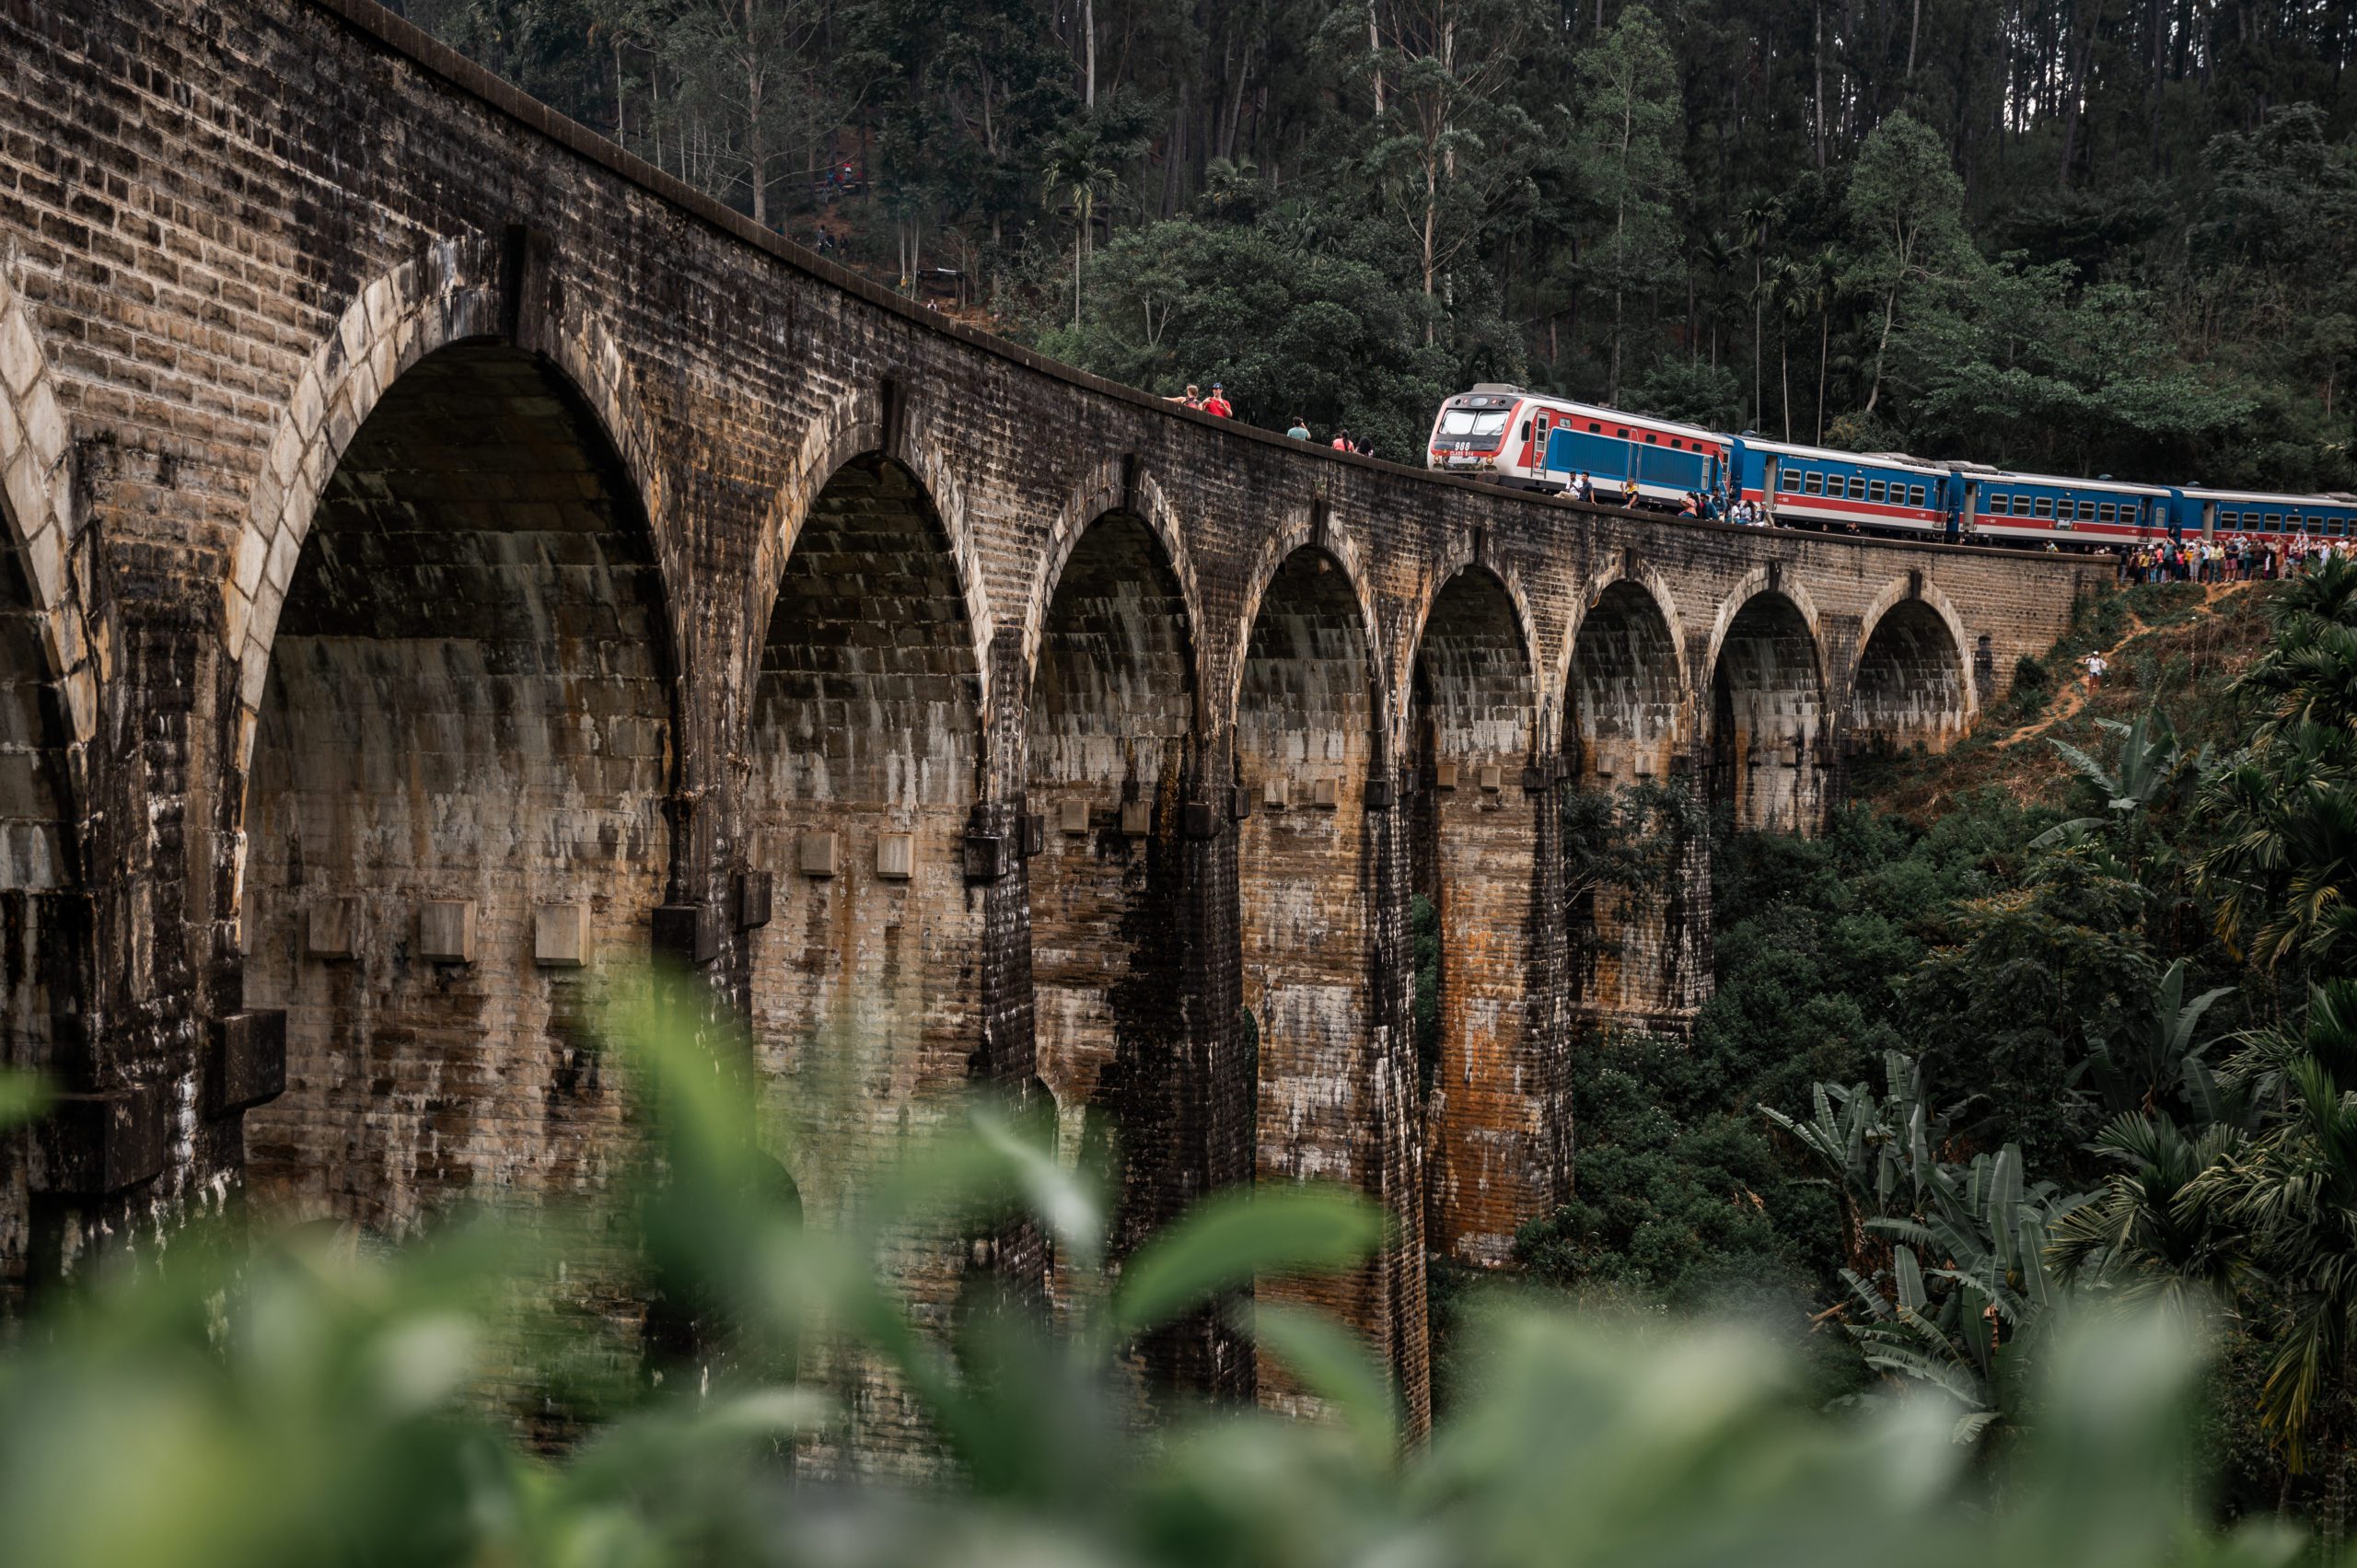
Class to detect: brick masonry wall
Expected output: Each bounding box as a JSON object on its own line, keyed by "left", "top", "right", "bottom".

{"left": 0, "top": 0, "right": 2115, "bottom": 1436}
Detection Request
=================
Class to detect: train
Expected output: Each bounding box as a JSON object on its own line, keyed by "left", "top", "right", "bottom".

{"left": 1424, "top": 385, "right": 2357, "bottom": 551}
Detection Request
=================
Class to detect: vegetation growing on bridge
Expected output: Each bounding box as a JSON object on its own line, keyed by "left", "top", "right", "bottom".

{"left": 395, "top": 0, "right": 2354, "bottom": 482}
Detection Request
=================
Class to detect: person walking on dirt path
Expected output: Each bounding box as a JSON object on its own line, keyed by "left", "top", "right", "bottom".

{"left": 2083, "top": 651, "right": 2107, "bottom": 692}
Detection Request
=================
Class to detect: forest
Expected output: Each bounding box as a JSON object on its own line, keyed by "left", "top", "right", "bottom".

{"left": 390, "top": 0, "right": 2357, "bottom": 481}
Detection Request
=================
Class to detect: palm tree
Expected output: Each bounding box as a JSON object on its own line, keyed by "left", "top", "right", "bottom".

{"left": 1042, "top": 129, "right": 1122, "bottom": 331}
{"left": 1737, "top": 200, "right": 1780, "bottom": 425}
{"left": 2186, "top": 982, "right": 2357, "bottom": 1542}
{"left": 2049, "top": 1111, "right": 2245, "bottom": 1318}
{"left": 2196, "top": 556, "right": 2357, "bottom": 972}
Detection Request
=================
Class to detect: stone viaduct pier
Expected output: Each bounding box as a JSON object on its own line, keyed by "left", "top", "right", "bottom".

{"left": 0, "top": 0, "right": 2108, "bottom": 1438}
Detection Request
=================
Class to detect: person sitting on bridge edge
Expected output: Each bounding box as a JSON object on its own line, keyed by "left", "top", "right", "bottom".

{"left": 1203, "top": 383, "right": 1234, "bottom": 418}
{"left": 1286, "top": 416, "right": 1310, "bottom": 440}
{"left": 1574, "top": 471, "right": 1596, "bottom": 504}
{"left": 1330, "top": 426, "right": 1351, "bottom": 451}
{"left": 1167, "top": 383, "right": 1204, "bottom": 409}
{"left": 1620, "top": 478, "right": 1641, "bottom": 508}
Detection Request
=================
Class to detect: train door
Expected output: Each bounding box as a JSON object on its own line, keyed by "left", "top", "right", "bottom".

{"left": 1762, "top": 455, "right": 1781, "bottom": 523}
{"left": 1530, "top": 410, "right": 1554, "bottom": 483}
{"left": 2200, "top": 499, "right": 2217, "bottom": 540}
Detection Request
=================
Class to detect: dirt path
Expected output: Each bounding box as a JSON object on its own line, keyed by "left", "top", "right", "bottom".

{"left": 1997, "top": 581, "right": 2249, "bottom": 749}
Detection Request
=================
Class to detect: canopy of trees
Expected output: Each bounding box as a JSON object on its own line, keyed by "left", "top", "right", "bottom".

{"left": 398, "top": 0, "right": 2355, "bottom": 482}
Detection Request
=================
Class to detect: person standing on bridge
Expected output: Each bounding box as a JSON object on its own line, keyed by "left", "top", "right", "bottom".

{"left": 1203, "top": 383, "right": 1234, "bottom": 418}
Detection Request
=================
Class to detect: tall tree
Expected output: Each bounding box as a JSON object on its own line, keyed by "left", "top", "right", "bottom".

{"left": 1573, "top": 6, "right": 1687, "bottom": 402}
{"left": 1847, "top": 110, "right": 1971, "bottom": 417}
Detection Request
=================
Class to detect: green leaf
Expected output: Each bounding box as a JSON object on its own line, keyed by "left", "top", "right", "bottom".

{"left": 1234, "top": 1301, "right": 1399, "bottom": 1462}
{"left": 1109, "top": 1186, "right": 1380, "bottom": 1342}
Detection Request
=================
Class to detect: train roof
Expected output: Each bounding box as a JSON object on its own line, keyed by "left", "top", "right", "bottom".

{"left": 2177, "top": 484, "right": 2355, "bottom": 506}
{"left": 1534, "top": 397, "right": 1729, "bottom": 445}
{"left": 1968, "top": 468, "right": 2173, "bottom": 499}
{"left": 1738, "top": 435, "right": 1946, "bottom": 478}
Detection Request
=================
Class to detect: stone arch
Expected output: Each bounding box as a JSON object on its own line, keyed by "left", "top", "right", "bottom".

{"left": 1407, "top": 564, "right": 1552, "bottom": 1270}
{"left": 237, "top": 328, "right": 678, "bottom": 1393}
{"left": 743, "top": 447, "right": 985, "bottom": 1202}
{"left": 1026, "top": 507, "right": 1200, "bottom": 1271}
{"left": 1398, "top": 545, "right": 1548, "bottom": 761}
{"left": 0, "top": 273, "right": 95, "bottom": 755}
{"left": 1561, "top": 567, "right": 1692, "bottom": 778}
{"left": 1226, "top": 507, "right": 1388, "bottom": 747}
{"left": 1023, "top": 459, "right": 1204, "bottom": 719}
{"left": 1848, "top": 574, "right": 1976, "bottom": 750}
{"left": 226, "top": 242, "right": 679, "bottom": 772}
{"left": 1560, "top": 570, "right": 1702, "bottom": 1027}
{"left": 1705, "top": 572, "right": 1831, "bottom": 835}
{"left": 746, "top": 388, "right": 994, "bottom": 721}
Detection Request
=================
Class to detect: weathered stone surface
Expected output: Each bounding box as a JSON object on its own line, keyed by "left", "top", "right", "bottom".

{"left": 0, "top": 0, "right": 2112, "bottom": 1433}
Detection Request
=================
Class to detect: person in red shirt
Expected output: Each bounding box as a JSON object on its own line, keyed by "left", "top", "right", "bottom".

{"left": 1202, "top": 382, "right": 1234, "bottom": 418}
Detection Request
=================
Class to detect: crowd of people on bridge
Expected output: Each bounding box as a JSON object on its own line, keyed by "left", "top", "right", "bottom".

{"left": 2116, "top": 534, "right": 2344, "bottom": 584}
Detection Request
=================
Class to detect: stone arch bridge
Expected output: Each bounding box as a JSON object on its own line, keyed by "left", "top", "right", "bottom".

{"left": 0, "top": 0, "right": 2107, "bottom": 1435}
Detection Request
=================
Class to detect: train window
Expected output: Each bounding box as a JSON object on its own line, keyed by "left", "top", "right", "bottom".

{"left": 1780, "top": 470, "right": 1801, "bottom": 492}
{"left": 1618, "top": 428, "right": 1630, "bottom": 437}
{"left": 1910, "top": 485, "right": 1927, "bottom": 506}
{"left": 1803, "top": 472, "right": 1824, "bottom": 495}
{"left": 1847, "top": 476, "right": 1866, "bottom": 499}
{"left": 2034, "top": 497, "right": 2053, "bottom": 517}
{"left": 1645, "top": 433, "right": 1658, "bottom": 444}
{"left": 1670, "top": 438, "right": 1683, "bottom": 449}
{"left": 1589, "top": 423, "right": 1602, "bottom": 433}
{"left": 1438, "top": 409, "right": 1511, "bottom": 438}
{"left": 1518, "top": 421, "right": 1531, "bottom": 442}
{"left": 2266, "top": 514, "right": 2282, "bottom": 529}
{"left": 2079, "top": 501, "right": 2096, "bottom": 521}
{"left": 1867, "top": 481, "right": 1887, "bottom": 503}
{"left": 2098, "top": 503, "right": 2116, "bottom": 524}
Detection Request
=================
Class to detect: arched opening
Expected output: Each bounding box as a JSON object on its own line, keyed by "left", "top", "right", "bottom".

{"left": 1707, "top": 592, "right": 1828, "bottom": 835}
{"left": 1236, "top": 546, "right": 1378, "bottom": 1402}
{"left": 241, "top": 345, "right": 675, "bottom": 1262}
{"left": 1851, "top": 599, "right": 1968, "bottom": 755}
{"left": 747, "top": 453, "right": 981, "bottom": 1204}
{"left": 1411, "top": 567, "right": 1548, "bottom": 1269}
{"left": 746, "top": 451, "right": 983, "bottom": 1469}
{"left": 0, "top": 519, "right": 80, "bottom": 1301}
{"left": 1563, "top": 581, "right": 1701, "bottom": 1026}
{"left": 1027, "top": 514, "right": 1197, "bottom": 1269}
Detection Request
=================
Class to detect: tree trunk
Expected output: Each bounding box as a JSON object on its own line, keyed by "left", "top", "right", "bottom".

{"left": 1864, "top": 285, "right": 1896, "bottom": 415}
{"left": 1907, "top": 0, "right": 1922, "bottom": 76}
{"left": 1084, "top": 0, "right": 1097, "bottom": 106}
{"left": 1368, "top": 3, "right": 1385, "bottom": 118}
{"left": 2058, "top": 0, "right": 2105, "bottom": 188}
{"left": 1781, "top": 331, "right": 1793, "bottom": 440}
{"left": 1817, "top": 311, "right": 1829, "bottom": 443}
{"left": 745, "top": 0, "right": 765, "bottom": 226}
{"left": 1814, "top": 0, "right": 1827, "bottom": 168}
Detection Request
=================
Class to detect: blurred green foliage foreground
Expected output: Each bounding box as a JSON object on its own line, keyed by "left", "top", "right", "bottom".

{"left": 0, "top": 992, "right": 2326, "bottom": 1568}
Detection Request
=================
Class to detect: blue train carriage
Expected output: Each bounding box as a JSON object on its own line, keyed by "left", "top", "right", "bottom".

{"left": 1731, "top": 436, "right": 1947, "bottom": 538}
{"left": 1950, "top": 466, "right": 2173, "bottom": 550}
{"left": 2166, "top": 485, "right": 2357, "bottom": 547}
{"left": 1537, "top": 401, "right": 1729, "bottom": 508}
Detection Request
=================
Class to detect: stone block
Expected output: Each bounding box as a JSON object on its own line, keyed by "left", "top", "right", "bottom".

{"left": 734, "top": 869, "right": 772, "bottom": 929}
{"left": 534, "top": 902, "right": 591, "bottom": 968}
{"left": 1478, "top": 764, "right": 1504, "bottom": 794}
{"left": 962, "top": 829, "right": 1010, "bottom": 883}
{"left": 876, "top": 831, "right": 914, "bottom": 879}
{"left": 1059, "top": 799, "right": 1090, "bottom": 835}
{"left": 650, "top": 902, "right": 718, "bottom": 967}
{"left": 1310, "top": 776, "right": 1341, "bottom": 809}
{"left": 417, "top": 899, "right": 477, "bottom": 962}
{"left": 1262, "top": 776, "right": 1289, "bottom": 809}
{"left": 38, "top": 1085, "right": 168, "bottom": 1196}
{"left": 1434, "top": 761, "right": 1459, "bottom": 790}
{"left": 800, "top": 830, "right": 840, "bottom": 877}
{"left": 1120, "top": 799, "right": 1151, "bottom": 838}
{"left": 208, "top": 1008, "right": 287, "bottom": 1116}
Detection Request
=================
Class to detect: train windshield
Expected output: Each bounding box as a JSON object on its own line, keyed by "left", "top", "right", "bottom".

{"left": 1438, "top": 408, "right": 1511, "bottom": 438}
